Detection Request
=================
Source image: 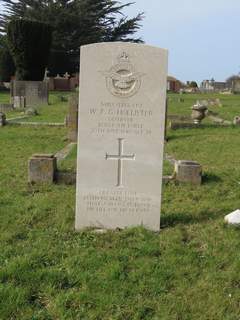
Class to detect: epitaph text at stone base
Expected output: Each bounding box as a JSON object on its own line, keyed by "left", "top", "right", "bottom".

{"left": 75, "top": 42, "right": 168, "bottom": 231}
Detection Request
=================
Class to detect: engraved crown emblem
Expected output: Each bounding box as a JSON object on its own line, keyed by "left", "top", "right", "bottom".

{"left": 101, "top": 51, "right": 145, "bottom": 98}
{"left": 118, "top": 52, "right": 129, "bottom": 62}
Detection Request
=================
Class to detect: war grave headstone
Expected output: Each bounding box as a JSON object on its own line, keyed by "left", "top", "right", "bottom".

{"left": 11, "top": 81, "right": 49, "bottom": 107}
{"left": 75, "top": 42, "right": 168, "bottom": 231}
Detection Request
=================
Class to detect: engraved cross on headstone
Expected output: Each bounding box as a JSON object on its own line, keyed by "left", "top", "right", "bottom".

{"left": 106, "top": 138, "right": 135, "bottom": 187}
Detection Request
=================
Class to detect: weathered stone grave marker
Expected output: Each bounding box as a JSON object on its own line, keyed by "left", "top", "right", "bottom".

{"left": 232, "top": 79, "right": 240, "bottom": 94}
{"left": 0, "top": 103, "right": 14, "bottom": 112}
{"left": 67, "top": 94, "right": 78, "bottom": 142}
{"left": 0, "top": 112, "right": 6, "bottom": 126}
{"left": 28, "top": 154, "right": 56, "bottom": 184}
{"left": 75, "top": 42, "right": 168, "bottom": 231}
{"left": 11, "top": 81, "right": 48, "bottom": 107}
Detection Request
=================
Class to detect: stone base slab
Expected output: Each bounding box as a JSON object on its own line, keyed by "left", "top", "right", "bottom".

{"left": 174, "top": 160, "right": 202, "bottom": 185}
{"left": 28, "top": 154, "right": 57, "bottom": 184}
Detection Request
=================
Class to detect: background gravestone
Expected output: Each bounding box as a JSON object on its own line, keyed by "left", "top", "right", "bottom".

{"left": 0, "top": 112, "right": 6, "bottom": 126}
{"left": 10, "top": 80, "right": 49, "bottom": 107}
{"left": 67, "top": 94, "right": 78, "bottom": 142}
{"left": 0, "top": 103, "right": 14, "bottom": 112}
{"left": 75, "top": 42, "right": 168, "bottom": 231}
{"left": 232, "top": 79, "right": 240, "bottom": 94}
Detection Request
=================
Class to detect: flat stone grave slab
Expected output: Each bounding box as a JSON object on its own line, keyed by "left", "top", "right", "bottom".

{"left": 75, "top": 42, "right": 168, "bottom": 231}
{"left": 169, "top": 121, "right": 198, "bottom": 130}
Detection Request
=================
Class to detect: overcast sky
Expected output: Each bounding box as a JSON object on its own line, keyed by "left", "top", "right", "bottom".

{"left": 123, "top": 0, "right": 240, "bottom": 83}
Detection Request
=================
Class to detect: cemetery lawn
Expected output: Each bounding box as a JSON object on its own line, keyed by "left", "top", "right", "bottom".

{"left": 2, "top": 92, "right": 70, "bottom": 123}
{"left": 1, "top": 92, "right": 240, "bottom": 319}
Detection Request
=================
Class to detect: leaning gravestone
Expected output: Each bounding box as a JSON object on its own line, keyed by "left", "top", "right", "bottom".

{"left": 10, "top": 81, "right": 48, "bottom": 107}
{"left": 75, "top": 42, "right": 168, "bottom": 231}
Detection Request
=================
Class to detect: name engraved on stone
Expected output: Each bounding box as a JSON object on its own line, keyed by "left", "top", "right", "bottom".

{"left": 106, "top": 138, "right": 135, "bottom": 187}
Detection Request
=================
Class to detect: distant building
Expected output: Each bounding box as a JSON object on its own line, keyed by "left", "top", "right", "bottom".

{"left": 167, "top": 76, "right": 184, "bottom": 93}
{"left": 200, "top": 79, "right": 227, "bottom": 92}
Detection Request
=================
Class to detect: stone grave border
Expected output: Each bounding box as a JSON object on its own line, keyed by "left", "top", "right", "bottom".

{"left": 6, "top": 114, "right": 65, "bottom": 127}
{"left": 28, "top": 142, "right": 77, "bottom": 185}
{"left": 167, "top": 112, "right": 234, "bottom": 129}
{"left": 8, "top": 120, "right": 65, "bottom": 127}
{"left": 164, "top": 153, "right": 202, "bottom": 185}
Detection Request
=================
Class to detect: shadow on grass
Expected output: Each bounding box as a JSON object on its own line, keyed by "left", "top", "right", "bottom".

{"left": 56, "top": 170, "right": 76, "bottom": 185}
{"left": 161, "top": 210, "right": 219, "bottom": 229}
{"left": 202, "top": 173, "right": 222, "bottom": 184}
{"left": 166, "top": 124, "right": 236, "bottom": 142}
{"left": 165, "top": 134, "right": 194, "bottom": 142}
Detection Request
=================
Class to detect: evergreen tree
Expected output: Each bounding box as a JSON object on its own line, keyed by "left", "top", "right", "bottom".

{"left": 226, "top": 75, "right": 240, "bottom": 88}
{"left": 7, "top": 19, "right": 52, "bottom": 80}
{"left": 0, "top": 35, "right": 15, "bottom": 81}
{"left": 0, "top": 0, "right": 144, "bottom": 74}
{"left": 188, "top": 81, "right": 198, "bottom": 88}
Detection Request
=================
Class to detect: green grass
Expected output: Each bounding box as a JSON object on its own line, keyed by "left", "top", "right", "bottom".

{"left": 1, "top": 92, "right": 240, "bottom": 319}
{"left": 2, "top": 91, "right": 71, "bottom": 122}
{"left": 0, "top": 91, "right": 10, "bottom": 104}
{"left": 168, "top": 92, "right": 240, "bottom": 121}
{"left": 24, "top": 92, "right": 71, "bottom": 123}
{"left": 58, "top": 144, "right": 77, "bottom": 172}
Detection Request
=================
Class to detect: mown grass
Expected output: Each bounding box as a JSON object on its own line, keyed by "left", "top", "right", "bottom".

{"left": 168, "top": 92, "right": 240, "bottom": 121}
{"left": 1, "top": 91, "right": 71, "bottom": 122}
{"left": 23, "top": 92, "right": 71, "bottom": 123}
{"left": 0, "top": 91, "right": 9, "bottom": 104}
{"left": 57, "top": 144, "right": 77, "bottom": 172}
{"left": 1, "top": 92, "right": 240, "bottom": 319}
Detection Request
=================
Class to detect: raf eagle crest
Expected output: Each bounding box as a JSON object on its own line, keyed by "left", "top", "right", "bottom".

{"left": 101, "top": 52, "right": 145, "bottom": 98}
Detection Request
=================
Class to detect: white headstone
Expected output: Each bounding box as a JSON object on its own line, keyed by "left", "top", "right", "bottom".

{"left": 75, "top": 42, "right": 168, "bottom": 231}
